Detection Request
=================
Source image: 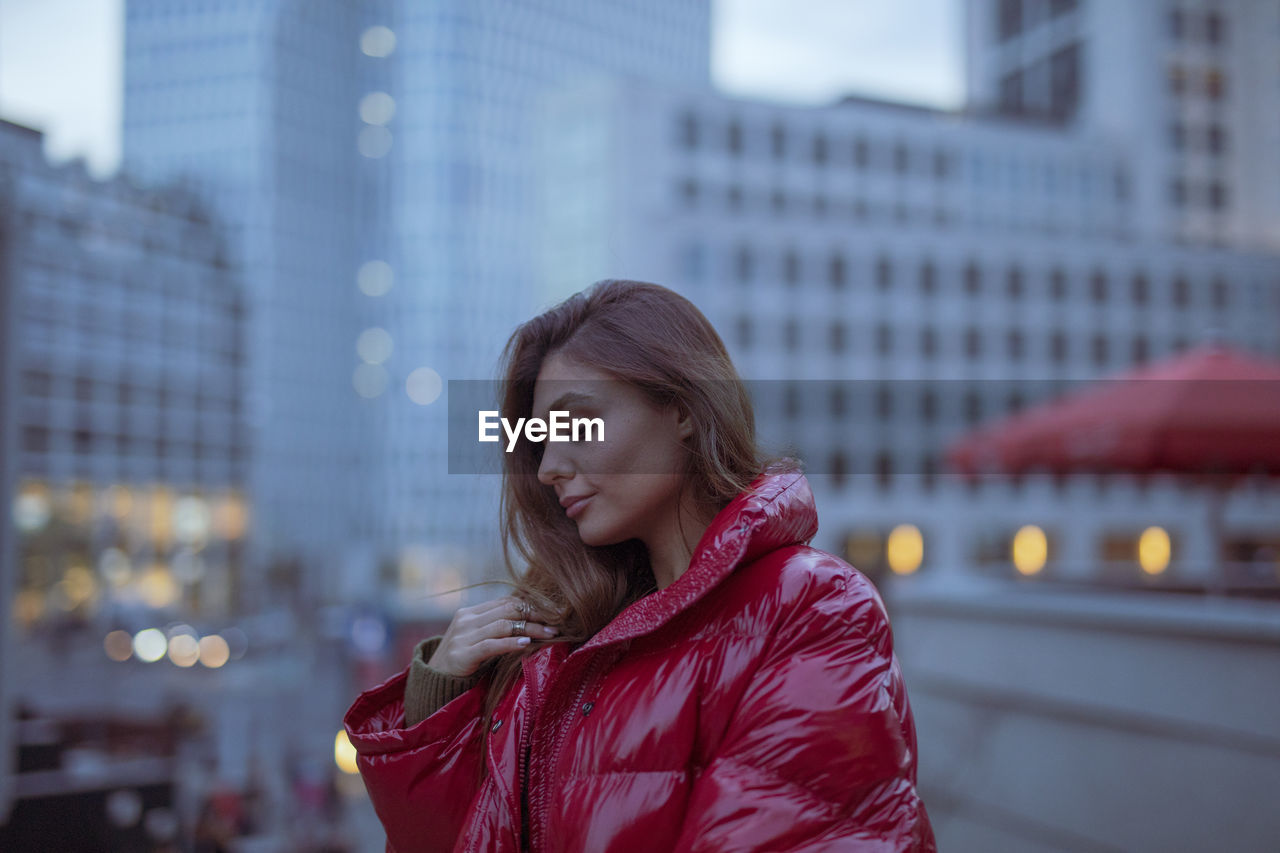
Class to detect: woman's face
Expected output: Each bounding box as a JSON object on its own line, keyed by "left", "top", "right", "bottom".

{"left": 532, "top": 351, "right": 693, "bottom": 547}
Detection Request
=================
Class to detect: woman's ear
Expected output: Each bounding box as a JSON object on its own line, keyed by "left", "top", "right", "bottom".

{"left": 674, "top": 403, "right": 695, "bottom": 441}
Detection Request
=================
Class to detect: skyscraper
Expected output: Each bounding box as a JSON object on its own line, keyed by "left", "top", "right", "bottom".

{"left": 124, "top": 1, "right": 712, "bottom": 611}
{"left": 964, "top": 0, "right": 1280, "bottom": 251}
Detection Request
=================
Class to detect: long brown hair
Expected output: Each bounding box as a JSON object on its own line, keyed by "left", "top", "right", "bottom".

{"left": 476, "top": 278, "right": 794, "bottom": 770}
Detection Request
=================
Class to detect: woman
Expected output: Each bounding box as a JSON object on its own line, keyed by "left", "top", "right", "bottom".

{"left": 344, "top": 279, "right": 936, "bottom": 852}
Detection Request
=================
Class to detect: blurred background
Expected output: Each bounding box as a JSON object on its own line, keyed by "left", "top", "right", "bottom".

{"left": 1, "top": 0, "right": 1278, "bottom": 850}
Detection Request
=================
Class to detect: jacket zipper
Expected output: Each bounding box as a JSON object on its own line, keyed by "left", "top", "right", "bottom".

{"left": 531, "top": 648, "right": 608, "bottom": 852}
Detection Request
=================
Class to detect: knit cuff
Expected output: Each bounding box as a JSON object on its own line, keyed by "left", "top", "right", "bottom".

{"left": 403, "top": 635, "right": 484, "bottom": 727}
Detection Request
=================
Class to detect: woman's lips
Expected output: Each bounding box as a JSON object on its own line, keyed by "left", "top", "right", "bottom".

{"left": 565, "top": 494, "right": 593, "bottom": 519}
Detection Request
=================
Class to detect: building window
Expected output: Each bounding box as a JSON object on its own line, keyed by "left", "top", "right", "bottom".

{"left": 771, "top": 189, "right": 786, "bottom": 215}
{"left": 1091, "top": 333, "right": 1109, "bottom": 366}
{"left": 678, "top": 112, "right": 698, "bottom": 149}
{"left": 1204, "top": 11, "right": 1225, "bottom": 45}
{"left": 920, "top": 388, "right": 937, "bottom": 423}
{"left": 1167, "top": 64, "right": 1188, "bottom": 96}
{"left": 1049, "top": 0, "right": 1077, "bottom": 15}
{"left": 828, "top": 253, "right": 847, "bottom": 289}
{"left": 1210, "top": 276, "right": 1229, "bottom": 310}
{"left": 812, "top": 133, "right": 828, "bottom": 165}
{"left": 1169, "top": 121, "right": 1187, "bottom": 151}
{"left": 726, "top": 120, "right": 742, "bottom": 155}
{"left": 831, "top": 451, "right": 848, "bottom": 489}
{"left": 1170, "top": 179, "right": 1187, "bottom": 207}
{"left": 1203, "top": 68, "right": 1226, "bottom": 100}
{"left": 1132, "top": 336, "right": 1149, "bottom": 364}
{"left": 919, "top": 261, "right": 936, "bottom": 295}
{"left": 736, "top": 315, "right": 753, "bottom": 349}
{"left": 829, "top": 384, "right": 847, "bottom": 417}
{"left": 875, "top": 451, "right": 894, "bottom": 492}
{"left": 1000, "top": 70, "right": 1024, "bottom": 115}
{"left": 1007, "top": 329, "right": 1025, "bottom": 360}
{"left": 1090, "top": 269, "right": 1108, "bottom": 303}
{"left": 771, "top": 123, "right": 786, "bottom": 160}
{"left": 783, "top": 382, "right": 801, "bottom": 419}
{"left": 854, "top": 138, "right": 869, "bottom": 169}
{"left": 1049, "top": 42, "right": 1081, "bottom": 120}
{"left": 1131, "top": 272, "right": 1149, "bottom": 306}
{"left": 964, "top": 326, "right": 982, "bottom": 359}
{"left": 875, "top": 323, "right": 893, "bottom": 357}
{"left": 734, "top": 245, "right": 754, "bottom": 283}
{"left": 964, "top": 261, "right": 981, "bottom": 295}
{"left": 784, "top": 318, "right": 799, "bottom": 352}
{"left": 783, "top": 250, "right": 800, "bottom": 286}
{"left": 1050, "top": 329, "right": 1067, "bottom": 363}
{"left": 679, "top": 178, "right": 698, "bottom": 207}
{"left": 1206, "top": 125, "right": 1227, "bottom": 156}
{"left": 876, "top": 256, "right": 893, "bottom": 291}
{"left": 1173, "top": 275, "right": 1190, "bottom": 307}
{"left": 893, "top": 143, "right": 909, "bottom": 174}
{"left": 727, "top": 184, "right": 743, "bottom": 212}
{"left": 920, "top": 326, "right": 937, "bottom": 359}
{"left": 1208, "top": 182, "right": 1228, "bottom": 210}
{"left": 922, "top": 452, "right": 938, "bottom": 492}
{"left": 998, "top": 0, "right": 1022, "bottom": 41}
{"left": 933, "top": 150, "right": 951, "bottom": 180}
{"left": 813, "top": 194, "right": 828, "bottom": 218}
{"left": 829, "top": 321, "right": 846, "bottom": 354}
{"left": 964, "top": 390, "right": 983, "bottom": 425}
{"left": 875, "top": 383, "right": 893, "bottom": 420}
{"left": 1006, "top": 266, "right": 1024, "bottom": 300}
{"left": 1168, "top": 8, "right": 1186, "bottom": 40}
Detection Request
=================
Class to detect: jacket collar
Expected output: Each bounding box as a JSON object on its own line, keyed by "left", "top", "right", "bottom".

{"left": 579, "top": 465, "right": 818, "bottom": 653}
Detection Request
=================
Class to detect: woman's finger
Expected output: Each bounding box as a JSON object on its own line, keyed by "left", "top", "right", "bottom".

{"left": 480, "top": 615, "right": 559, "bottom": 640}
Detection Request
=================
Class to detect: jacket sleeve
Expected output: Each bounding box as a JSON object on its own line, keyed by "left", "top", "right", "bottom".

{"left": 405, "top": 636, "right": 485, "bottom": 726}
{"left": 671, "top": 567, "right": 935, "bottom": 852}
{"left": 343, "top": 640, "right": 493, "bottom": 853}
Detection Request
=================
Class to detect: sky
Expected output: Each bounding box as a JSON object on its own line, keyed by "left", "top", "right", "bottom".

{"left": 0, "top": 0, "right": 962, "bottom": 179}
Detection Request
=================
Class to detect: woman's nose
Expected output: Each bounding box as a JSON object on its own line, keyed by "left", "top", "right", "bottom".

{"left": 536, "top": 442, "right": 572, "bottom": 485}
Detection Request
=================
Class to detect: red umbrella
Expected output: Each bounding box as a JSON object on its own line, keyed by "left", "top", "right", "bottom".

{"left": 946, "top": 342, "right": 1280, "bottom": 479}
{"left": 944, "top": 342, "right": 1280, "bottom": 588}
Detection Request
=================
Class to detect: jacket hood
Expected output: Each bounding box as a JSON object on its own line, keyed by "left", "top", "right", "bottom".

{"left": 579, "top": 463, "right": 819, "bottom": 652}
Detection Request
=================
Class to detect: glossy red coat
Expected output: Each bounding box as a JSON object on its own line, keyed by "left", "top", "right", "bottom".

{"left": 344, "top": 469, "right": 937, "bottom": 852}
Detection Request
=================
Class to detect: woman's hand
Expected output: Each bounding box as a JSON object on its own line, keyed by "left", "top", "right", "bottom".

{"left": 427, "top": 596, "right": 560, "bottom": 678}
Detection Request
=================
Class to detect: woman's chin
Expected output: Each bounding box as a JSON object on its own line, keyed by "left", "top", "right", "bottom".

{"left": 574, "top": 519, "right": 625, "bottom": 548}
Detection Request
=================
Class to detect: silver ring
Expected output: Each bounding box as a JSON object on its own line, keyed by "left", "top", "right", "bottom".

{"left": 510, "top": 619, "right": 526, "bottom": 637}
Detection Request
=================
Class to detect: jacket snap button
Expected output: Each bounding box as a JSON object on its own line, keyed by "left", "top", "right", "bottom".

{"left": 581, "top": 702, "right": 594, "bottom": 716}
{"left": 490, "top": 719, "right": 503, "bottom": 732}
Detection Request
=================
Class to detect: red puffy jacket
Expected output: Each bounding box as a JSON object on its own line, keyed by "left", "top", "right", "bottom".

{"left": 344, "top": 469, "right": 937, "bottom": 852}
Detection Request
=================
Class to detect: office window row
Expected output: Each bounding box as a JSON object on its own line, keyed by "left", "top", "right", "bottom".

{"left": 1167, "top": 64, "right": 1227, "bottom": 100}
{"left": 675, "top": 113, "right": 955, "bottom": 178}
{"left": 1168, "top": 7, "right": 1227, "bottom": 44}
{"left": 701, "top": 244, "right": 1236, "bottom": 310}
{"left": 735, "top": 315, "right": 1177, "bottom": 367}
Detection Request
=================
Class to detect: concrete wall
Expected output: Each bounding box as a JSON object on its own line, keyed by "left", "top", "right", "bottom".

{"left": 888, "top": 580, "right": 1280, "bottom": 852}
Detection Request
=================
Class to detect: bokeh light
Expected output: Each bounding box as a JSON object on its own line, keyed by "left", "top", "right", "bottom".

{"left": 133, "top": 628, "right": 167, "bottom": 663}
{"left": 1012, "top": 525, "right": 1048, "bottom": 576}
{"left": 334, "top": 730, "right": 358, "bottom": 775}
{"left": 104, "top": 630, "right": 133, "bottom": 662}
{"left": 405, "top": 366, "right": 443, "bottom": 405}
{"left": 886, "top": 523, "right": 923, "bottom": 575}
{"left": 198, "top": 634, "right": 231, "bottom": 668}
{"left": 356, "top": 327, "right": 394, "bottom": 364}
{"left": 360, "top": 25, "right": 396, "bottom": 58}
{"left": 357, "top": 260, "right": 394, "bottom": 296}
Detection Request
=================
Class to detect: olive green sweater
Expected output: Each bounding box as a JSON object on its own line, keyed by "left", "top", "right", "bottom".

{"left": 403, "top": 636, "right": 487, "bottom": 727}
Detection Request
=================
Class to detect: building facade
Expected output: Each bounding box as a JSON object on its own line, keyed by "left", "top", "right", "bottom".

{"left": 529, "top": 75, "right": 1280, "bottom": 588}
{"left": 122, "top": 0, "right": 713, "bottom": 617}
{"left": 964, "top": 0, "right": 1280, "bottom": 251}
